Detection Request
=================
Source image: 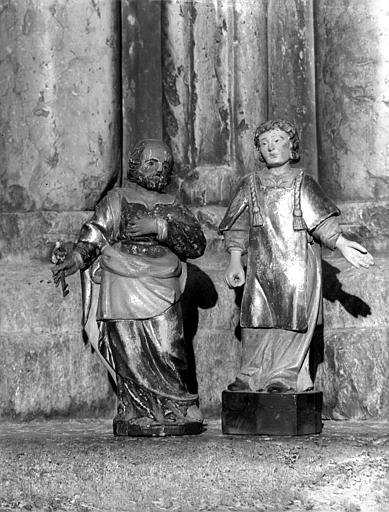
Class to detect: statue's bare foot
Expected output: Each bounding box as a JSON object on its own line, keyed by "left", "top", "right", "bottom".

{"left": 266, "top": 382, "right": 293, "bottom": 393}
{"left": 227, "top": 378, "right": 251, "bottom": 391}
{"left": 185, "top": 404, "right": 203, "bottom": 423}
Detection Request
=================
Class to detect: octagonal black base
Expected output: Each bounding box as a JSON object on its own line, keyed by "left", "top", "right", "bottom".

{"left": 222, "top": 390, "right": 323, "bottom": 436}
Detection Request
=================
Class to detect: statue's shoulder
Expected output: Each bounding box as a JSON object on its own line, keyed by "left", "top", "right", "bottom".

{"left": 300, "top": 171, "right": 340, "bottom": 220}
{"left": 240, "top": 172, "right": 256, "bottom": 184}
{"left": 301, "top": 171, "right": 326, "bottom": 197}
{"left": 105, "top": 187, "right": 124, "bottom": 200}
{"left": 233, "top": 172, "right": 256, "bottom": 192}
{"left": 301, "top": 171, "right": 318, "bottom": 185}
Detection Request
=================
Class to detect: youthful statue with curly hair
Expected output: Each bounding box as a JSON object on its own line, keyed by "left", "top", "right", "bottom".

{"left": 219, "top": 119, "right": 374, "bottom": 393}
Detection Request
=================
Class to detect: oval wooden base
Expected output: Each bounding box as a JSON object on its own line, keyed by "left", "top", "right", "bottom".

{"left": 113, "top": 418, "right": 203, "bottom": 437}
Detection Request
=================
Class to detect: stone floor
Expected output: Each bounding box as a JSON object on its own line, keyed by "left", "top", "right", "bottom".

{"left": 0, "top": 418, "right": 388, "bottom": 512}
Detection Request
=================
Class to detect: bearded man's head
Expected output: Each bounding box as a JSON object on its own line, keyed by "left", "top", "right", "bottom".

{"left": 127, "top": 139, "right": 173, "bottom": 192}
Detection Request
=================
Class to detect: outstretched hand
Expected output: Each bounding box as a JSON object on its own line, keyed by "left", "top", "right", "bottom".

{"left": 336, "top": 235, "right": 375, "bottom": 269}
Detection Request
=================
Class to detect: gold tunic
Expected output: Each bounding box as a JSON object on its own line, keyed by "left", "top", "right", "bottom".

{"left": 219, "top": 169, "right": 340, "bottom": 331}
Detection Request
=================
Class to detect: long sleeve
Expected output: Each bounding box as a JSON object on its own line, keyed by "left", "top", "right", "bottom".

{"left": 223, "top": 208, "right": 250, "bottom": 254}
{"left": 311, "top": 216, "right": 342, "bottom": 250}
{"left": 160, "top": 202, "right": 206, "bottom": 260}
{"left": 301, "top": 174, "right": 340, "bottom": 232}
{"left": 75, "top": 189, "right": 121, "bottom": 269}
{"left": 219, "top": 177, "right": 250, "bottom": 254}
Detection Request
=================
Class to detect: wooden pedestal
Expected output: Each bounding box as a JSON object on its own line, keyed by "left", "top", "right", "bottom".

{"left": 222, "top": 390, "right": 323, "bottom": 436}
{"left": 113, "top": 418, "right": 203, "bottom": 437}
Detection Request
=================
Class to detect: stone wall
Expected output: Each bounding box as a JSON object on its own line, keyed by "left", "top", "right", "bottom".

{"left": 161, "top": 0, "right": 317, "bottom": 205}
{"left": 1, "top": 0, "right": 388, "bottom": 421}
{"left": 314, "top": 0, "right": 389, "bottom": 418}
{"left": 0, "top": 0, "right": 122, "bottom": 212}
{"left": 315, "top": 0, "right": 389, "bottom": 202}
{"left": 0, "top": 0, "right": 121, "bottom": 419}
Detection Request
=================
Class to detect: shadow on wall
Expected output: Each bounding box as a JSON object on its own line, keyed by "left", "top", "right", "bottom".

{"left": 322, "top": 260, "right": 372, "bottom": 318}
{"left": 181, "top": 263, "right": 218, "bottom": 394}
{"left": 310, "top": 259, "right": 372, "bottom": 383}
{"left": 84, "top": 259, "right": 372, "bottom": 411}
{"left": 224, "top": 259, "right": 372, "bottom": 386}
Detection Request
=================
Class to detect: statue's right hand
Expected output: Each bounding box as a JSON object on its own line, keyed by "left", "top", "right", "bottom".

{"left": 51, "top": 252, "right": 83, "bottom": 287}
{"left": 225, "top": 263, "right": 245, "bottom": 288}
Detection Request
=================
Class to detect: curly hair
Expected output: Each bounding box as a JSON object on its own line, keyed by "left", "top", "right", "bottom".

{"left": 254, "top": 119, "right": 300, "bottom": 163}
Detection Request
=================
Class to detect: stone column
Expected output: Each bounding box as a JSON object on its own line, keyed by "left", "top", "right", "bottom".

{"left": 314, "top": 0, "right": 389, "bottom": 419}
{"left": 162, "top": 0, "right": 268, "bottom": 205}
{"left": 233, "top": 0, "right": 268, "bottom": 174}
{"left": 121, "top": 0, "right": 163, "bottom": 176}
{"left": 162, "top": 0, "right": 196, "bottom": 170}
{"left": 0, "top": 0, "right": 121, "bottom": 419}
{"left": 268, "top": 0, "right": 317, "bottom": 177}
{"left": 0, "top": 0, "right": 121, "bottom": 212}
{"left": 315, "top": 1, "right": 389, "bottom": 201}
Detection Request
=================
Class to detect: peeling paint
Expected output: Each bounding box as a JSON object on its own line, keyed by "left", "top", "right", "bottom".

{"left": 0, "top": 0, "right": 9, "bottom": 16}
{"left": 33, "top": 107, "right": 50, "bottom": 118}
{"left": 2, "top": 184, "right": 37, "bottom": 212}
{"left": 163, "top": 70, "right": 180, "bottom": 107}
{"left": 164, "top": 107, "right": 179, "bottom": 139}
{"left": 127, "top": 14, "right": 136, "bottom": 26}
{"left": 237, "top": 119, "right": 249, "bottom": 134}
{"left": 22, "top": 8, "right": 34, "bottom": 36}
{"left": 46, "top": 150, "right": 59, "bottom": 168}
{"left": 219, "top": 106, "right": 229, "bottom": 124}
{"left": 91, "top": 0, "right": 101, "bottom": 19}
{"left": 97, "top": 134, "right": 104, "bottom": 156}
{"left": 105, "top": 35, "right": 116, "bottom": 48}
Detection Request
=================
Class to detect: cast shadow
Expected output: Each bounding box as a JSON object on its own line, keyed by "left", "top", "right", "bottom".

{"left": 226, "top": 260, "right": 372, "bottom": 384}
{"left": 310, "top": 259, "right": 372, "bottom": 382}
{"left": 181, "top": 263, "right": 218, "bottom": 394}
{"left": 233, "top": 285, "right": 244, "bottom": 342}
{"left": 321, "top": 260, "right": 372, "bottom": 318}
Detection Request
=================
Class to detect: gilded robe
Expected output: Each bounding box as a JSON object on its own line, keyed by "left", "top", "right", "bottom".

{"left": 76, "top": 182, "right": 206, "bottom": 424}
{"left": 219, "top": 169, "right": 341, "bottom": 391}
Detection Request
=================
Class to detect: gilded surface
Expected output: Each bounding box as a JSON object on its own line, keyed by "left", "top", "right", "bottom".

{"left": 65, "top": 141, "right": 207, "bottom": 431}
{"left": 220, "top": 171, "right": 340, "bottom": 331}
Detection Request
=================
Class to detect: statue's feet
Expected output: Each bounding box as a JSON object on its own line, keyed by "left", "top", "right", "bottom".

{"left": 266, "top": 382, "right": 293, "bottom": 393}
{"left": 185, "top": 404, "right": 203, "bottom": 423}
{"left": 114, "top": 404, "right": 138, "bottom": 423}
{"left": 227, "top": 378, "right": 251, "bottom": 392}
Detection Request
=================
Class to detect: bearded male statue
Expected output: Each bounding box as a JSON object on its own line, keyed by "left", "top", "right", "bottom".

{"left": 52, "top": 140, "right": 206, "bottom": 436}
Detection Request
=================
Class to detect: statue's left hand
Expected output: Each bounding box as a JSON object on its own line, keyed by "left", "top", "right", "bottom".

{"left": 336, "top": 235, "right": 375, "bottom": 269}
{"left": 128, "top": 216, "right": 158, "bottom": 237}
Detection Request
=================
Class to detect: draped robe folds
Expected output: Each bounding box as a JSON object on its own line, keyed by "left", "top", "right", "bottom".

{"left": 76, "top": 183, "right": 206, "bottom": 424}
{"left": 219, "top": 169, "right": 341, "bottom": 392}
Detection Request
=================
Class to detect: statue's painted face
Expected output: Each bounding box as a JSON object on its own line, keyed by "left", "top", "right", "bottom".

{"left": 128, "top": 140, "right": 172, "bottom": 192}
{"left": 258, "top": 128, "right": 292, "bottom": 168}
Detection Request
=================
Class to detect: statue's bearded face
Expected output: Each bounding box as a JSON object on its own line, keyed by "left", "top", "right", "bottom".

{"left": 128, "top": 140, "right": 173, "bottom": 192}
